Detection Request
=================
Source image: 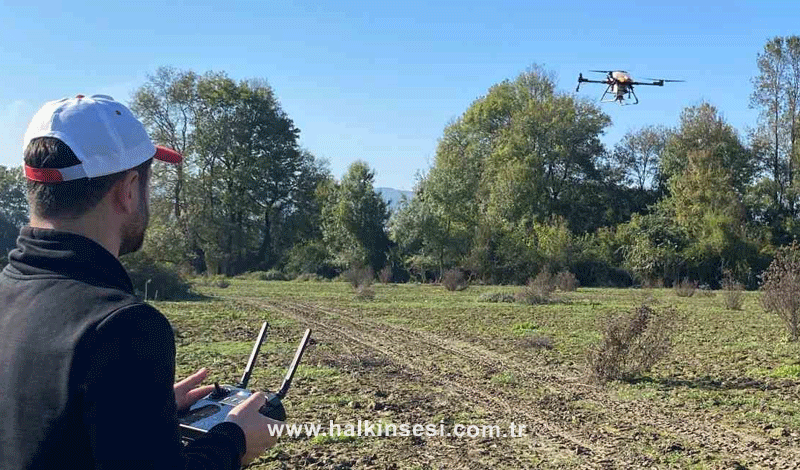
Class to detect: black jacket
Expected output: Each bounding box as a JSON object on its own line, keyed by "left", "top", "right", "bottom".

{"left": 0, "top": 227, "right": 246, "bottom": 469}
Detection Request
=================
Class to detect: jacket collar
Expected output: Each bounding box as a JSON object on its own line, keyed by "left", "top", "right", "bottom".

{"left": 6, "top": 226, "right": 134, "bottom": 294}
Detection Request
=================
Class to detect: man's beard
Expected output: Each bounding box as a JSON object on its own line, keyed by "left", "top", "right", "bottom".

{"left": 119, "top": 196, "right": 149, "bottom": 256}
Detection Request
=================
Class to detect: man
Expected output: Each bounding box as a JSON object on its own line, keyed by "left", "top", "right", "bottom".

{"left": 0, "top": 95, "right": 282, "bottom": 469}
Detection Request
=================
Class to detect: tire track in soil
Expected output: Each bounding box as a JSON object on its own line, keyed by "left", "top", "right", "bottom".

{"left": 241, "top": 297, "right": 798, "bottom": 469}
{"left": 290, "top": 300, "right": 800, "bottom": 470}
{"left": 242, "top": 297, "right": 618, "bottom": 469}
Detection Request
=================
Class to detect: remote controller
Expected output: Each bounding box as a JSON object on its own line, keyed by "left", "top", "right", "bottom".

{"left": 178, "top": 322, "right": 312, "bottom": 441}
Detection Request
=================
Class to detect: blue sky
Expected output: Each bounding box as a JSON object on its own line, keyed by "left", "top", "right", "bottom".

{"left": 1, "top": 0, "right": 797, "bottom": 190}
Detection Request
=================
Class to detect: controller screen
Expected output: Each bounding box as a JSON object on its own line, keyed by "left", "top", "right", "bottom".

{"left": 178, "top": 404, "right": 222, "bottom": 425}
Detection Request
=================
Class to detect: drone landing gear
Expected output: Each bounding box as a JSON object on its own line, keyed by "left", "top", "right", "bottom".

{"left": 599, "top": 85, "right": 639, "bottom": 105}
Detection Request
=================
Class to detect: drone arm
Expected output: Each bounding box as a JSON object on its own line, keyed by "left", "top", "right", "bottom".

{"left": 630, "top": 81, "right": 663, "bottom": 87}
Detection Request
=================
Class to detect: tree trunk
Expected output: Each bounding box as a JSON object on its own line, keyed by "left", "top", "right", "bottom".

{"left": 174, "top": 164, "right": 183, "bottom": 219}
{"left": 258, "top": 207, "right": 273, "bottom": 269}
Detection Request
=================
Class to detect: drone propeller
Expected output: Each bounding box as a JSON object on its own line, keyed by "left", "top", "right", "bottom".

{"left": 589, "top": 70, "right": 614, "bottom": 74}
{"left": 643, "top": 78, "right": 685, "bottom": 82}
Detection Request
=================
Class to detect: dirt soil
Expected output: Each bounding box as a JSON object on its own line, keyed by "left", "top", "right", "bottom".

{"left": 237, "top": 297, "right": 800, "bottom": 470}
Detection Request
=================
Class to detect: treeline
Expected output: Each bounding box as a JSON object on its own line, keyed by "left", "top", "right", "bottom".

{"left": 2, "top": 36, "right": 800, "bottom": 289}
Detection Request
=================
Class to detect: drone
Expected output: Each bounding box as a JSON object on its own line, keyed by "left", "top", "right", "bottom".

{"left": 576, "top": 70, "right": 684, "bottom": 105}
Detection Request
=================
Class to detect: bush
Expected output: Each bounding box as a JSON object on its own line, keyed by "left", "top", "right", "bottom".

{"left": 343, "top": 265, "right": 374, "bottom": 289}
{"left": 477, "top": 292, "right": 516, "bottom": 303}
{"left": 238, "top": 270, "right": 287, "bottom": 281}
{"left": 587, "top": 304, "right": 680, "bottom": 383}
{"left": 442, "top": 268, "right": 469, "bottom": 291}
{"left": 673, "top": 278, "right": 697, "bottom": 297}
{"left": 121, "top": 252, "right": 193, "bottom": 300}
{"left": 696, "top": 284, "right": 716, "bottom": 297}
{"left": 354, "top": 284, "right": 375, "bottom": 301}
{"left": 378, "top": 266, "right": 392, "bottom": 284}
{"left": 517, "top": 335, "right": 554, "bottom": 350}
{"left": 515, "top": 271, "right": 556, "bottom": 305}
{"left": 554, "top": 270, "right": 578, "bottom": 292}
{"left": 721, "top": 270, "right": 744, "bottom": 310}
{"left": 284, "top": 241, "right": 333, "bottom": 278}
{"left": 761, "top": 242, "right": 800, "bottom": 341}
{"left": 259, "top": 269, "right": 287, "bottom": 281}
{"left": 294, "top": 273, "right": 323, "bottom": 282}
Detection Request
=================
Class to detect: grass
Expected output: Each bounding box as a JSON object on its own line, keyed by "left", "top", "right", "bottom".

{"left": 154, "top": 279, "right": 800, "bottom": 468}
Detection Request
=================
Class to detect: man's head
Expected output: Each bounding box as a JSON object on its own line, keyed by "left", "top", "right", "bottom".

{"left": 22, "top": 95, "right": 181, "bottom": 257}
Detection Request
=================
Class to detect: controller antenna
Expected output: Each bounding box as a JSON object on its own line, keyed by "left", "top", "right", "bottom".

{"left": 277, "top": 329, "right": 312, "bottom": 399}
{"left": 237, "top": 322, "right": 269, "bottom": 389}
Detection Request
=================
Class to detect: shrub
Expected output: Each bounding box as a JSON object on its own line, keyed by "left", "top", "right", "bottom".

{"left": 259, "top": 269, "right": 286, "bottom": 281}
{"left": 673, "top": 278, "right": 697, "bottom": 297}
{"left": 343, "top": 266, "right": 374, "bottom": 289}
{"left": 122, "top": 252, "right": 192, "bottom": 300}
{"left": 761, "top": 242, "right": 800, "bottom": 341}
{"left": 238, "top": 270, "right": 286, "bottom": 281}
{"left": 554, "top": 270, "right": 578, "bottom": 292}
{"left": 215, "top": 278, "right": 230, "bottom": 289}
{"left": 512, "top": 321, "right": 537, "bottom": 334}
{"left": 721, "top": 270, "right": 744, "bottom": 310}
{"left": 696, "top": 284, "right": 716, "bottom": 297}
{"left": 477, "top": 292, "right": 516, "bottom": 303}
{"left": 442, "top": 268, "right": 469, "bottom": 291}
{"left": 284, "top": 241, "right": 332, "bottom": 278}
{"left": 515, "top": 271, "right": 556, "bottom": 305}
{"left": 517, "top": 335, "right": 554, "bottom": 350}
{"left": 354, "top": 284, "right": 375, "bottom": 301}
{"left": 378, "top": 265, "right": 392, "bottom": 284}
{"left": 587, "top": 304, "right": 680, "bottom": 383}
{"left": 294, "top": 273, "right": 323, "bottom": 282}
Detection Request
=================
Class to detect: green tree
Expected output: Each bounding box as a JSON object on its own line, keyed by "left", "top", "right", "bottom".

{"left": 612, "top": 125, "right": 669, "bottom": 192}
{"left": 405, "top": 65, "right": 611, "bottom": 282}
{"left": 749, "top": 36, "right": 800, "bottom": 215}
{"left": 0, "top": 166, "right": 27, "bottom": 266}
{"left": 130, "top": 68, "right": 321, "bottom": 275}
{"left": 660, "top": 102, "right": 755, "bottom": 195}
{"left": 130, "top": 67, "right": 198, "bottom": 221}
{"left": 390, "top": 175, "right": 469, "bottom": 280}
{"left": 322, "top": 161, "right": 391, "bottom": 272}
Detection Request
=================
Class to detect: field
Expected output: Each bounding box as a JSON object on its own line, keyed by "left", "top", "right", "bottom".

{"left": 160, "top": 280, "right": 800, "bottom": 469}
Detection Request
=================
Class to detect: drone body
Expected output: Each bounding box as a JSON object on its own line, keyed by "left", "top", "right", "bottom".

{"left": 576, "top": 70, "right": 684, "bottom": 105}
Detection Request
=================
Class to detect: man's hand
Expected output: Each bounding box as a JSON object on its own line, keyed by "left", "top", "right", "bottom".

{"left": 225, "top": 392, "right": 284, "bottom": 466}
{"left": 174, "top": 368, "right": 215, "bottom": 412}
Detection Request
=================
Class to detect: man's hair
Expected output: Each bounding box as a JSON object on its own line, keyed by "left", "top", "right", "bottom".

{"left": 25, "top": 137, "right": 152, "bottom": 219}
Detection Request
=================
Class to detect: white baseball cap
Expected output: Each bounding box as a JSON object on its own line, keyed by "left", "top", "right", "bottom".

{"left": 23, "top": 94, "right": 182, "bottom": 183}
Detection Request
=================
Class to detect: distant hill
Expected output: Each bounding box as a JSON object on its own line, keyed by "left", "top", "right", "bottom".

{"left": 376, "top": 187, "right": 414, "bottom": 212}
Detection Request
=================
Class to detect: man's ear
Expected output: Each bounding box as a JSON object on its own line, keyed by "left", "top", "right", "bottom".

{"left": 111, "top": 170, "right": 141, "bottom": 215}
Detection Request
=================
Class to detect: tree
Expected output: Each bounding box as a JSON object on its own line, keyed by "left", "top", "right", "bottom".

{"left": 390, "top": 175, "right": 469, "bottom": 280}
{"left": 322, "top": 161, "right": 391, "bottom": 272}
{"left": 0, "top": 166, "right": 27, "bottom": 228}
{"left": 612, "top": 125, "right": 668, "bottom": 192}
{"left": 130, "top": 67, "right": 198, "bottom": 220}
{"left": 0, "top": 166, "right": 27, "bottom": 266}
{"left": 474, "top": 74, "right": 610, "bottom": 231}
{"left": 130, "top": 68, "right": 321, "bottom": 275}
{"left": 785, "top": 37, "right": 800, "bottom": 194}
{"left": 749, "top": 36, "right": 800, "bottom": 213}
{"left": 389, "top": 65, "right": 612, "bottom": 282}
{"left": 190, "top": 74, "right": 306, "bottom": 274}
{"left": 660, "top": 102, "right": 755, "bottom": 195}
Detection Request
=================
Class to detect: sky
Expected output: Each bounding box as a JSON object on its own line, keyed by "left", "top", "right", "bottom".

{"left": 0, "top": 0, "right": 797, "bottom": 190}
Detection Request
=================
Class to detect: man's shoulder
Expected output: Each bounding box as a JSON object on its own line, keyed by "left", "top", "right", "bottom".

{"left": 94, "top": 302, "right": 174, "bottom": 340}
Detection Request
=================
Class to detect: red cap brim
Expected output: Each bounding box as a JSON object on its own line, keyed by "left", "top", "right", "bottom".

{"left": 154, "top": 145, "right": 182, "bottom": 164}
{"left": 25, "top": 166, "right": 64, "bottom": 182}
